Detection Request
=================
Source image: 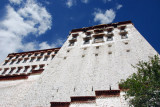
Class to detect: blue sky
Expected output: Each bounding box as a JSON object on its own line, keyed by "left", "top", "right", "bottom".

{"left": 0, "top": 0, "right": 160, "bottom": 62}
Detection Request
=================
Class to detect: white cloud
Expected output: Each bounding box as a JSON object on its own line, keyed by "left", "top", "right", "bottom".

{"left": 39, "top": 42, "right": 52, "bottom": 49}
{"left": 66, "top": 0, "right": 75, "bottom": 8}
{"left": 39, "top": 39, "right": 65, "bottom": 50}
{"left": 81, "top": 0, "right": 89, "bottom": 4}
{"left": 0, "top": 0, "right": 52, "bottom": 63}
{"left": 66, "top": 0, "right": 89, "bottom": 8}
{"left": 94, "top": 9, "right": 116, "bottom": 24}
{"left": 117, "top": 4, "right": 123, "bottom": 10}
{"left": 22, "top": 42, "right": 37, "bottom": 51}
{"left": 18, "top": 0, "right": 52, "bottom": 35}
{"left": 9, "top": 0, "right": 22, "bottom": 4}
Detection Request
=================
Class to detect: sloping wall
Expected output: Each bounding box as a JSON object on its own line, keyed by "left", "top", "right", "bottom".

{"left": 18, "top": 22, "right": 158, "bottom": 107}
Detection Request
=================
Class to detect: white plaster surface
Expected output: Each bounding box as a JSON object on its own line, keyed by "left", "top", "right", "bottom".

{"left": 0, "top": 23, "right": 158, "bottom": 107}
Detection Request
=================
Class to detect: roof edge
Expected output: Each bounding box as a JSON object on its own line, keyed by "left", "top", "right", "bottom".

{"left": 71, "top": 20, "right": 132, "bottom": 33}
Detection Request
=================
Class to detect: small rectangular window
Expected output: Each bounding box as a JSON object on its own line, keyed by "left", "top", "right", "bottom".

{"left": 94, "top": 29, "right": 103, "bottom": 34}
{"left": 47, "top": 52, "right": 51, "bottom": 55}
{"left": 31, "top": 66, "right": 36, "bottom": 72}
{"left": 3, "top": 61, "right": 8, "bottom": 65}
{"left": 2, "top": 68, "right": 8, "bottom": 75}
{"left": 85, "top": 31, "right": 92, "bottom": 37}
{"left": 94, "top": 36, "right": 104, "bottom": 43}
{"left": 67, "top": 50, "right": 70, "bottom": 53}
{"left": 84, "top": 48, "right": 87, "bottom": 50}
{"left": 72, "top": 33, "right": 78, "bottom": 39}
{"left": 108, "top": 51, "right": 112, "bottom": 55}
{"left": 10, "top": 60, "right": 15, "bottom": 65}
{"left": 8, "top": 56, "right": 13, "bottom": 60}
{"left": 126, "top": 49, "right": 130, "bottom": 52}
{"left": 28, "top": 54, "right": 32, "bottom": 57}
{"left": 22, "top": 55, "right": 25, "bottom": 58}
{"left": 69, "top": 42, "right": 74, "bottom": 46}
{"left": 16, "top": 59, "right": 21, "bottom": 64}
{"left": 9, "top": 68, "right": 15, "bottom": 74}
{"left": 34, "top": 53, "right": 38, "bottom": 56}
{"left": 52, "top": 55, "right": 55, "bottom": 60}
{"left": 23, "top": 59, "right": 28, "bottom": 63}
{"left": 107, "top": 36, "right": 113, "bottom": 41}
{"left": 84, "top": 39, "right": 90, "bottom": 44}
{"left": 30, "top": 58, "right": 35, "bottom": 62}
{"left": 37, "top": 57, "right": 41, "bottom": 61}
{"left": 23, "top": 66, "right": 29, "bottom": 72}
{"left": 72, "top": 36, "right": 77, "bottom": 40}
{"left": 40, "top": 53, "right": 44, "bottom": 56}
{"left": 16, "top": 67, "right": 22, "bottom": 73}
{"left": 15, "top": 55, "right": 19, "bottom": 59}
{"left": 40, "top": 65, "right": 45, "bottom": 69}
{"left": 108, "top": 44, "right": 112, "bottom": 47}
{"left": 55, "top": 51, "right": 58, "bottom": 54}
{"left": 44, "top": 57, "right": 48, "bottom": 61}
{"left": 121, "top": 34, "right": 128, "bottom": 39}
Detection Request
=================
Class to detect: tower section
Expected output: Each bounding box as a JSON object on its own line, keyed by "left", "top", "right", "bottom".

{"left": 18, "top": 21, "right": 158, "bottom": 107}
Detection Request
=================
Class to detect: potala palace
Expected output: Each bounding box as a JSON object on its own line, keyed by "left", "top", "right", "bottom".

{"left": 0, "top": 21, "right": 158, "bottom": 107}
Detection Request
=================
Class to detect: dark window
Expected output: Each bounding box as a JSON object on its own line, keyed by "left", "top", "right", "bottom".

{"left": 107, "top": 36, "right": 113, "bottom": 41}
{"left": 47, "top": 52, "right": 51, "bottom": 55}
{"left": 52, "top": 55, "right": 55, "bottom": 60}
{"left": 23, "top": 59, "right": 28, "bottom": 63}
{"left": 30, "top": 58, "right": 35, "bottom": 62}
{"left": 96, "top": 46, "right": 99, "bottom": 49}
{"left": 15, "top": 55, "right": 19, "bottom": 59}
{"left": 16, "top": 67, "right": 22, "bottom": 73}
{"left": 40, "top": 53, "right": 44, "bottom": 56}
{"left": 2, "top": 68, "right": 8, "bottom": 74}
{"left": 72, "top": 36, "right": 77, "bottom": 40}
{"left": 44, "top": 57, "right": 48, "bottom": 61}
{"left": 84, "top": 39, "right": 90, "bottom": 44}
{"left": 30, "top": 66, "right": 36, "bottom": 72}
{"left": 108, "top": 51, "right": 112, "bottom": 54}
{"left": 23, "top": 67, "right": 29, "bottom": 72}
{"left": 67, "top": 50, "right": 70, "bottom": 53}
{"left": 126, "top": 49, "right": 130, "bottom": 52}
{"left": 94, "top": 36, "right": 104, "bottom": 43}
{"left": 84, "top": 48, "right": 87, "bottom": 50}
{"left": 108, "top": 44, "right": 112, "bottom": 47}
{"left": 37, "top": 57, "right": 41, "bottom": 61}
{"left": 9, "top": 68, "right": 15, "bottom": 74}
{"left": 10, "top": 60, "right": 15, "bottom": 65}
{"left": 55, "top": 51, "right": 58, "bottom": 54}
{"left": 35, "top": 53, "right": 38, "bottom": 56}
{"left": 94, "top": 29, "right": 103, "bottom": 34}
{"left": 69, "top": 42, "right": 74, "bottom": 46}
{"left": 72, "top": 34, "right": 78, "bottom": 39}
{"left": 40, "top": 65, "right": 45, "bottom": 69}
{"left": 125, "top": 42, "right": 128, "bottom": 45}
{"left": 28, "top": 54, "right": 32, "bottom": 57}
{"left": 3, "top": 61, "right": 8, "bottom": 65}
{"left": 8, "top": 56, "right": 13, "bottom": 60}
{"left": 16, "top": 59, "right": 21, "bottom": 64}
{"left": 121, "top": 34, "right": 128, "bottom": 39}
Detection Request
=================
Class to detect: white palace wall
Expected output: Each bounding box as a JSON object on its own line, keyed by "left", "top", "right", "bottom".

{"left": 0, "top": 21, "right": 158, "bottom": 107}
